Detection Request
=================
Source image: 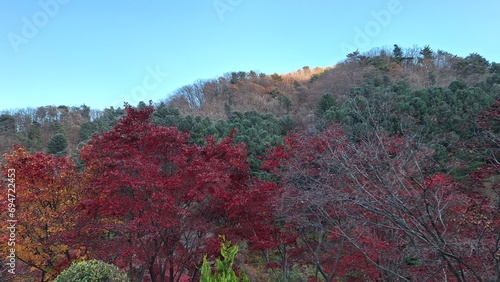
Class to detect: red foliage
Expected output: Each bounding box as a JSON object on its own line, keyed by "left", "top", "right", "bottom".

{"left": 75, "top": 106, "right": 279, "bottom": 282}
{"left": 267, "top": 125, "right": 500, "bottom": 281}
{"left": 1, "top": 146, "right": 85, "bottom": 281}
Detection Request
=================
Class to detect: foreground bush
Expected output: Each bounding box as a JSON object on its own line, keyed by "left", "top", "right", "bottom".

{"left": 200, "top": 238, "right": 249, "bottom": 282}
{"left": 54, "top": 259, "right": 129, "bottom": 282}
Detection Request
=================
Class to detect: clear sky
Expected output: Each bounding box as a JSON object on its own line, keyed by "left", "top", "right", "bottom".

{"left": 1, "top": 0, "right": 499, "bottom": 111}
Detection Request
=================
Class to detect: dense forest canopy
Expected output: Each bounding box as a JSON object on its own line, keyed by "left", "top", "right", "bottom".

{"left": 2, "top": 45, "right": 500, "bottom": 281}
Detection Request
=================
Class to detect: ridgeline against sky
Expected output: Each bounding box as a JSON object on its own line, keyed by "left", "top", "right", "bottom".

{"left": 1, "top": 1, "right": 499, "bottom": 110}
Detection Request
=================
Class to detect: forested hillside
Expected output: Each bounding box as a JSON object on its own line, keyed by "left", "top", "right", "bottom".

{"left": 2, "top": 45, "right": 500, "bottom": 281}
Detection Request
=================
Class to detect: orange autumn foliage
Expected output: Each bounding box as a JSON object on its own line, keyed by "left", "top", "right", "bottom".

{"left": 1, "top": 146, "right": 85, "bottom": 281}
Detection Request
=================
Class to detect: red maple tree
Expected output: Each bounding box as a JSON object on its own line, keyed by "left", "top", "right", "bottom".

{"left": 265, "top": 124, "right": 500, "bottom": 281}
{"left": 74, "top": 105, "right": 279, "bottom": 282}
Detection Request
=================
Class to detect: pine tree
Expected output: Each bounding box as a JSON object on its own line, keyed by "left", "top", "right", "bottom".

{"left": 47, "top": 133, "right": 68, "bottom": 156}
{"left": 28, "top": 121, "right": 43, "bottom": 152}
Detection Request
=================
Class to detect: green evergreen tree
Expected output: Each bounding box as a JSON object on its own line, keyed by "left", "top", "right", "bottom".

{"left": 27, "top": 121, "right": 43, "bottom": 152}
{"left": 51, "top": 121, "right": 65, "bottom": 135}
{"left": 152, "top": 103, "right": 181, "bottom": 127}
{"left": 47, "top": 133, "right": 68, "bottom": 156}
{"left": 0, "top": 114, "right": 16, "bottom": 136}
{"left": 316, "top": 93, "right": 336, "bottom": 117}
{"left": 487, "top": 62, "right": 500, "bottom": 85}
{"left": 79, "top": 121, "right": 96, "bottom": 143}
{"left": 278, "top": 95, "right": 292, "bottom": 113}
{"left": 77, "top": 106, "right": 126, "bottom": 144}
{"left": 464, "top": 53, "right": 489, "bottom": 75}
{"left": 420, "top": 45, "right": 433, "bottom": 60}
{"left": 392, "top": 44, "right": 403, "bottom": 63}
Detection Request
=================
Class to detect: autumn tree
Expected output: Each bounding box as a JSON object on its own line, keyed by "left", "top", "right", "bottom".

{"left": 264, "top": 127, "right": 383, "bottom": 281}
{"left": 75, "top": 105, "right": 279, "bottom": 282}
{"left": 1, "top": 146, "right": 85, "bottom": 281}
{"left": 266, "top": 125, "right": 500, "bottom": 281}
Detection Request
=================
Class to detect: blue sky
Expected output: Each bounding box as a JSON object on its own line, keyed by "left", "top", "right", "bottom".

{"left": 1, "top": 0, "right": 499, "bottom": 111}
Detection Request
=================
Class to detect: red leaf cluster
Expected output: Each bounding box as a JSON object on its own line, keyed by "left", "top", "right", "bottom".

{"left": 75, "top": 106, "right": 279, "bottom": 281}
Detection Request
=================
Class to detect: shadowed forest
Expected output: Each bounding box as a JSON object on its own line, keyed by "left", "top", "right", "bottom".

{"left": 2, "top": 45, "right": 500, "bottom": 281}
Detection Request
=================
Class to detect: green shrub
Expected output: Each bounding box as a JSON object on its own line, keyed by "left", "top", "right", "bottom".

{"left": 200, "top": 237, "right": 249, "bottom": 282}
{"left": 54, "top": 259, "right": 129, "bottom": 282}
